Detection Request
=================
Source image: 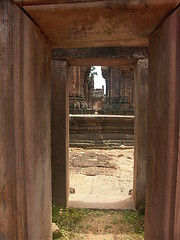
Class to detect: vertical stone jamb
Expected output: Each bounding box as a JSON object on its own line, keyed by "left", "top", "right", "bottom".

{"left": 0, "top": 1, "right": 52, "bottom": 239}
{"left": 145, "top": 7, "right": 180, "bottom": 240}
{"left": 51, "top": 60, "right": 69, "bottom": 206}
{"left": 173, "top": 7, "right": 180, "bottom": 239}
{"left": 133, "top": 59, "right": 148, "bottom": 209}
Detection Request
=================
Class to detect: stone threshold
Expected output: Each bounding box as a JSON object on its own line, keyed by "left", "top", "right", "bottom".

{"left": 68, "top": 194, "right": 135, "bottom": 210}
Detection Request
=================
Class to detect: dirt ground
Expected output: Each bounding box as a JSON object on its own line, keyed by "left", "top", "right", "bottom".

{"left": 69, "top": 147, "right": 134, "bottom": 209}
{"left": 52, "top": 207, "right": 144, "bottom": 240}
{"left": 70, "top": 210, "right": 144, "bottom": 240}
{"left": 53, "top": 148, "right": 144, "bottom": 240}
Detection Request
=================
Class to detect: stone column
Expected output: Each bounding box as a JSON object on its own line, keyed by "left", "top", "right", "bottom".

{"left": 69, "top": 66, "right": 92, "bottom": 113}
{"left": 145, "top": 7, "right": 180, "bottom": 240}
{"left": 77, "top": 67, "right": 81, "bottom": 96}
{"left": 83, "top": 67, "right": 90, "bottom": 102}
{"left": 80, "top": 67, "right": 87, "bottom": 100}
{"left": 130, "top": 70, "right": 135, "bottom": 108}
{"left": 101, "top": 66, "right": 110, "bottom": 102}
{"left": 102, "top": 66, "right": 135, "bottom": 115}
{"left": 0, "top": 1, "right": 51, "bottom": 239}
{"left": 111, "top": 67, "right": 121, "bottom": 101}
{"left": 69, "top": 66, "right": 77, "bottom": 110}
{"left": 51, "top": 60, "right": 69, "bottom": 206}
{"left": 133, "top": 59, "right": 148, "bottom": 209}
{"left": 69, "top": 67, "right": 76, "bottom": 98}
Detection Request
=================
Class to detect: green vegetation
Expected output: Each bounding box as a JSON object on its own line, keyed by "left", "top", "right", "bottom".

{"left": 90, "top": 66, "right": 98, "bottom": 77}
{"left": 52, "top": 206, "right": 144, "bottom": 240}
{"left": 52, "top": 206, "right": 91, "bottom": 239}
{"left": 121, "top": 210, "right": 144, "bottom": 236}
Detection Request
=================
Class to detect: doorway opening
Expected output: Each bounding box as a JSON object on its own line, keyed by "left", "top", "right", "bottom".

{"left": 68, "top": 65, "right": 135, "bottom": 210}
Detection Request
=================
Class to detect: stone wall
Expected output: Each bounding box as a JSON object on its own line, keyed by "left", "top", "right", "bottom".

{"left": 133, "top": 59, "right": 148, "bottom": 208}
{"left": 145, "top": 7, "right": 180, "bottom": 240}
{"left": 51, "top": 60, "right": 69, "bottom": 206}
{"left": 101, "top": 66, "right": 134, "bottom": 115}
{"left": 69, "top": 66, "right": 95, "bottom": 114}
{"left": 69, "top": 115, "right": 134, "bottom": 148}
{"left": 0, "top": 1, "right": 51, "bottom": 239}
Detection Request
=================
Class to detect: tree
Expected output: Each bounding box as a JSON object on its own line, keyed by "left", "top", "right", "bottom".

{"left": 89, "top": 66, "right": 98, "bottom": 77}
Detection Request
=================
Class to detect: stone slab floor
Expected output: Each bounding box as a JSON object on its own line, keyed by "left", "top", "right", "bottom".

{"left": 68, "top": 147, "right": 135, "bottom": 210}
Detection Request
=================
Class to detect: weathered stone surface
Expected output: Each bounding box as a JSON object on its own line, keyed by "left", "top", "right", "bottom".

{"left": 69, "top": 147, "right": 134, "bottom": 176}
{"left": 51, "top": 60, "right": 69, "bottom": 206}
{"left": 52, "top": 223, "right": 61, "bottom": 239}
{"left": 145, "top": 7, "right": 180, "bottom": 240}
{"left": 0, "top": 1, "right": 52, "bottom": 239}
{"left": 133, "top": 59, "right": 148, "bottom": 209}
{"left": 69, "top": 66, "right": 95, "bottom": 114}
{"left": 174, "top": 8, "right": 180, "bottom": 237}
{"left": 101, "top": 66, "right": 135, "bottom": 115}
{"left": 13, "top": 0, "right": 180, "bottom": 5}
{"left": 72, "top": 156, "right": 117, "bottom": 169}
{"left": 52, "top": 47, "right": 148, "bottom": 61}
{"left": 69, "top": 148, "right": 134, "bottom": 199}
{"left": 15, "top": 1, "right": 179, "bottom": 48}
{"left": 70, "top": 115, "right": 134, "bottom": 148}
{"left": 70, "top": 187, "right": 75, "bottom": 194}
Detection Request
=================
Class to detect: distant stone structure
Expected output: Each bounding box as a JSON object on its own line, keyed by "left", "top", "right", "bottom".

{"left": 69, "top": 115, "right": 134, "bottom": 148}
{"left": 69, "top": 66, "right": 134, "bottom": 115}
{"left": 92, "top": 87, "right": 105, "bottom": 112}
{"left": 101, "top": 66, "right": 134, "bottom": 115}
{"left": 69, "top": 66, "right": 94, "bottom": 114}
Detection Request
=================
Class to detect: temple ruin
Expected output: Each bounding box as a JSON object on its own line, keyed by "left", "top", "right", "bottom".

{"left": 68, "top": 65, "right": 135, "bottom": 115}
{"left": 0, "top": 0, "right": 180, "bottom": 239}
{"left": 101, "top": 66, "right": 134, "bottom": 115}
{"left": 69, "top": 66, "right": 95, "bottom": 114}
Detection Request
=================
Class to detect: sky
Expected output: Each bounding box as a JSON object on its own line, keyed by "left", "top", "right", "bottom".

{"left": 93, "top": 66, "right": 106, "bottom": 94}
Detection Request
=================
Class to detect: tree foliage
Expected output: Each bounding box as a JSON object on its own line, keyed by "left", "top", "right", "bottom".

{"left": 90, "top": 66, "right": 98, "bottom": 77}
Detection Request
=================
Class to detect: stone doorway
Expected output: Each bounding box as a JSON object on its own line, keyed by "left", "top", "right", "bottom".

{"left": 1, "top": 1, "right": 179, "bottom": 239}
{"left": 51, "top": 56, "right": 148, "bottom": 210}
{"left": 67, "top": 64, "right": 136, "bottom": 209}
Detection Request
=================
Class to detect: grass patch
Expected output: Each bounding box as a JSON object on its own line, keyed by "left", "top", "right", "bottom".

{"left": 52, "top": 206, "right": 144, "bottom": 239}
{"left": 52, "top": 206, "right": 91, "bottom": 239}
{"left": 121, "top": 210, "right": 144, "bottom": 236}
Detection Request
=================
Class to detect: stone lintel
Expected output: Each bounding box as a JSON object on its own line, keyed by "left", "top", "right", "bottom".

{"left": 52, "top": 47, "right": 148, "bottom": 66}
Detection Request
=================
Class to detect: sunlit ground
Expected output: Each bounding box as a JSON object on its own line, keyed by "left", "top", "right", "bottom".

{"left": 52, "top": 207, "right": 144, "bottom": 240}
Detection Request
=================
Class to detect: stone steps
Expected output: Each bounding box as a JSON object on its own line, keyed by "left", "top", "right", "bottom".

{"left": 70, "top": 140, "right": 134, "bottom": 148}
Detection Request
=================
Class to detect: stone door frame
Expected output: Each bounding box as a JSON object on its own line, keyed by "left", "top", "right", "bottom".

{"left": 51, "top": 50, "right": 148, "bottom": 209}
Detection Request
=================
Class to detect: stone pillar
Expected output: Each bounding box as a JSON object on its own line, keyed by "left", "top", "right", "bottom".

{"left": 83, "top": 67, "right": 90, "bottom": 102}
{"left": 145, "top": 7, "right": 180, "bottom": 240}
{"left": 130, "top": 70, "right": 135, "bottom": 108}
{"left": 80, "top": 67, "right": 87, "bottom": 100}
{"left": 111, "top": 67, "right": 121, "bottom": 101}
{"left": 51, "top": 60, "right": 69, "bottom": 206}
{"left": 174, "top": 7, "right": 180, "bottom": 232}
{"left": 101, "top": 66, "right": 110, "bottom": 101}
{"left": 77, "top": 67, "right": 81, "bottom": 96}
{"left": 102, "top": 66, "right": 135, "bottom": 115}
{"left": 69, "top": 67, "right": 76, "bottom": 98}
{"left": 133, "top": 59, "right": 148, "bottom": 209}
{"left": 69, "top": 66, "right": 93, "bottom": 113}
{"left": 69, "top": 66, "right": 78, "bottom": 110}
{"left": 0, "top": 1, "right": 51, "bottom": 239}
{"left": 121, "top": 67, "right": 134, "bottom": 107}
